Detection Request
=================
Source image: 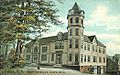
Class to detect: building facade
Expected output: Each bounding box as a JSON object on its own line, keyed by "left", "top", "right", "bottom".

{"left": 24, "top": 2, "right": 106, "bottom": 74}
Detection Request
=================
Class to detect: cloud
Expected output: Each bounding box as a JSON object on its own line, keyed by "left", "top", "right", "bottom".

{"left": 42, "top": 21, "right": 67, "bottom": 37}
{"left": 106, "top": 41, "right": 120, "bottom": 56}
{"left": 85, "top": 5, "right": 120, "bottom": 30}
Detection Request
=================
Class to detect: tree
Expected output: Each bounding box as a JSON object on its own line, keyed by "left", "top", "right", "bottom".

{"left": 0, "top": 0, "right": 62, "bottom": 68}
{"left": 106, "top": 56, "right": 119, "bottom": 72}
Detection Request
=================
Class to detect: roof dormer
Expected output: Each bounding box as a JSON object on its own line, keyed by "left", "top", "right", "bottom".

{"left": 68, "top": 2, "right": 85, "bottom": 17}
{"left": 57, "top": 32, "right": 63, "bottom": 40}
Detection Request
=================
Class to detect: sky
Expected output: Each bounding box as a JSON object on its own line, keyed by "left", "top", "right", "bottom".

{"left": 42, "top": 0, "right": 120, "bottom": 56}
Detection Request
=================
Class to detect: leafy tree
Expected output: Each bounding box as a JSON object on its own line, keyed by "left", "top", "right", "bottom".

{"left": 0, "top": 0, "right": 62, "bottom": 68}
{"left": 106, "top": 56, "right": 119, "bottom": 72}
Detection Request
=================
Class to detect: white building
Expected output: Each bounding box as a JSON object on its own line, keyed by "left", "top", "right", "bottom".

{"left": 24, "top": 2, "right": 106, "bottom": 74}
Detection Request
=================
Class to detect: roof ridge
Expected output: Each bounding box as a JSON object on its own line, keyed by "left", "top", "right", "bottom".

{"left": 40, "top": 35, "right": 57, "bottom": 39}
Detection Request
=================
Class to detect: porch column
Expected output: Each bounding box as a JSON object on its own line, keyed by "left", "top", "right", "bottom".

{"left": 101, "top": 66, "right": 104, "bottom": 74}
{"left": 94, "top": 66, "right": 97, "bottom": 74}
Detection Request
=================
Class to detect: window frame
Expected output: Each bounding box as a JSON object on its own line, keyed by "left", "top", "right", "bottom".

{"left": 69, "top": 53, "right": 72, "bottom": 61}
{"left": 75, "top": 28, "right": 79, "bottom": 36}
{"left": 69, "top": 39, "right": 72, "bottom": 48}
{"left": 41, "top": 54, "right": 47, "bottom": 61}
{"left": 75, "top": 39, "right": 79, "bottom": 48}
{"left": 70, "top": 28, "right": 72, "bottom": 36}
{"left": 70, "top": 18, "right": 73, "bottom": 24}
{"left": 75, "top": 17, "right": 79, "bottom": 23}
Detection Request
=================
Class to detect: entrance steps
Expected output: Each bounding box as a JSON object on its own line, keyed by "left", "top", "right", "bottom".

{"left": 53, "top": 64, "right": 62, "bottom": 68}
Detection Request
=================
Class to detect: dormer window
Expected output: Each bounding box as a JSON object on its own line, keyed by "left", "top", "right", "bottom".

{"left": 34, "top": 46, "right": 38, "bottom": 52}
{"left": 58, "top": 32, "right": 63, "bottom": 40}
{"left": 70, "top": 18, "right": 73, "bottom": 23}
{"left": 69, "top": 9, "right": 74, "bottom": 15}
{"left": 76, "top": 17, "right": 79, "bottom": 23}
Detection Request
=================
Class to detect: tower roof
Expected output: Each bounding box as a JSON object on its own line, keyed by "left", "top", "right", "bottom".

{"left": 72, "top": 2, "right": 81, "bottom": 13}
{"left": 68, "top": 2, "right": 85, "bottom": 16}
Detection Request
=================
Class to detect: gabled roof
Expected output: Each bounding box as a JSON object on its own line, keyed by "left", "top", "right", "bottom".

{"left": 26, "top": 32, "right": 106, "bottom": 48}
{"left": 84, "top": 35, "right": 91, "bottom": 42}
{"left": 63, "top": 32, "right": 68, "bottom": 40}
{"left": 97, "top": 41, "right": 106, "bottom": 48}
{"left": 87, "top": 35, "right": 106, "bottom": 48}
{"left": 88, "top": 35, "right": 96, "bottom": 42}
{"left": 38, "top": 32, "right": 68, "bottom": 45}
{"left": 38, "top": 36, "right": 57, "bottom": 45}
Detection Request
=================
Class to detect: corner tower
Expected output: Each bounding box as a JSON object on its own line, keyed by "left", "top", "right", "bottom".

{"left": 67, "top": 2, "right": 85, "bottom": 65}
{"left": 67, "top": 2, "right": 85, "bottom": 49}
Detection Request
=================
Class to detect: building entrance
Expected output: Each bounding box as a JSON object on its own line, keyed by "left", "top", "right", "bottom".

{"left": 56, "top": 53, "right": 62, "bottom": 64}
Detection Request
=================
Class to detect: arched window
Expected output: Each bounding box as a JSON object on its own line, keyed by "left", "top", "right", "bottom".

{"left": 75, "top": 28, "right": 79, "bottom": 36}
{"left": 70, "top": 18, "right": 73, "bottom": 23}
{"left": 69, "top": 39, "right": 72, "bottom": 48}
{"left": 34, "top": 46, "right": 38, "bottom": 52}
{"left": 75, "top": 39, "right": 79, "bottom": 48}
{"left": 76, "top": 17, "right": 79, "bottom": 23}
{"left": 70, "top": 28, "right": 72, "bottom": 36}
{"left": 81, "top": 19, "right": 83, "bottom": 25}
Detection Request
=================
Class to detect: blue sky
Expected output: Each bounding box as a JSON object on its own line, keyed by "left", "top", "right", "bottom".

{"left": 43, "top": 0, "right": 120, "bottom": 56}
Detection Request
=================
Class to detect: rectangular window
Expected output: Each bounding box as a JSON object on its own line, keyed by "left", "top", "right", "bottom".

{"left": 87, "top": 44, "right": 90, "bottom": 51}
{"left": 33, "top": 55, "right": 37, "bottom": 62}
{"left": 69, "top": 53, "right": 72, "bottom": 61}
{"left": 93, "top": 56, "right": 97, "bottom": 62}
{"left": 81, "top": 42, "right": 83, "bottom": 49}
{"left": 55, "top": 42, "right": 64, "bottom": 49}
{"left": 26, "top": 55, "right": 30, "bottom": 60}
{"left": 70, "top": 29, "right": 72, "bottom": 36}
{"left": 51, "top": 54, "right": 54, "bottom": 61}
{"left": 81, "top": 54, "right": 83, "bottom": 63}
{"left": 84, "top": 43, "right": 86, "bottom": 50}
{"left": 60, "top": 42, "right": 64, "bottom": 49}
{"left": 41, "top": 54, "right": 47, "bottom": 61}
{"left": 75, "top": 53, "right": 78, "bottom": 61}
{"left": 99, "top": 57, "right": 102, "bottom": 62}
{"left": 99, "top": 47, "right": 101, "bottom": 53}
{"left": 76, "top": 17, "right": 79, "bottom": 23}
{"left": 96, "top": 46, "right": 98, "bottom": 52}
{"left": 42, "top": 46, "right": 47, "bottom": 52}
{"left": 75, "top": 39, "right": 79, "bottom": 48}
{"left": 69, "top": 39, "right": 72, "bottom": 48}
{"left": 88, "top": 55, "right": 90, "bottom": 62}
{"left": 103, "top": 48, "right": 105, "bottom": 53}
{"left": 84, "top": 55, "right": 86, "bottom": 62}
{"left": 92, "top": 45, "right": 94, "bottom": 51}
{"left": 103, "top": 57, "right": 105, "bottom": 63}
{"left": 75, "top": 28, "right": 79, "bottom": 36}
{"left": 55, "top": 43, "right": 58, "bottom": 49}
